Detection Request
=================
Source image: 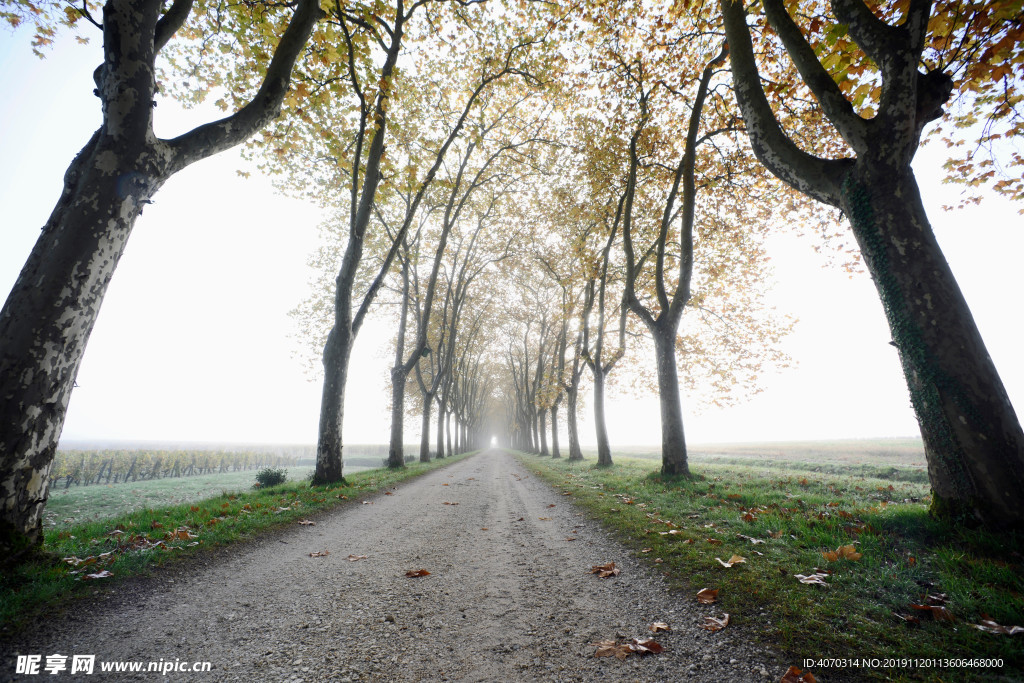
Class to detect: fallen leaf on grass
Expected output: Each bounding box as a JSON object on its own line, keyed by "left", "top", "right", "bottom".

{"left": 649, "top": 621, "right": 671, "bottom": 633}
{"left": 822, "top": 544, "right": 862, "bottom": 561}
{"left": 150, "top": 521, "right": 164, "bottom": 530}
{"left": 706, "top": 538, "right": 723, "bottom": 546}
{"left": 309, "top": 550, "right": 330, "bottom": 558}
{"left": 781, "top": 665, "right": 818, "bottom": 683}
{"left": 716, "top": 555, "right": 746, "bottom": 568}
{"left": 347, "top": 554, "right": 368, "bottom": 561}
{"left": 641, "top": 548, "right": 653, "bottom": 553}
{"left": 696, "top": 588, "right": 719, "bottom": 604}
{"left": 405, "top": 569, "right": 431, "bottom": 578}
{"left": 591, "top": 562, "right": 620, "bottom": 578}
{"left": 700, "top": 614, "right": 729, "bottom": 632}
{"left": 335, "top": 494, "right": 348, "bottom": 500}
{"left": 973, "top": 616, "right": 1024, "bottom": 635}
{"left": 737, "top": 534, "right": 765, "bottom": 544}
{"left": 298, "top": 519, "right": 316, "bottom": 526}
{"left": 910, "top": 604, "right": 955, "bottom": 622}
{"left": 166, "top": 527, "right": 197, "bottom": 541}
{"left": 795, "top": 572, "right": 830, "bottom": 586}
{"left": 83, "top": 570, "right": 113, "bottom": 580}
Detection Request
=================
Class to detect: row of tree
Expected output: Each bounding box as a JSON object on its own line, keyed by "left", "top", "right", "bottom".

{"left": 1, "top": 0, "right": 1022, "bottom": 564}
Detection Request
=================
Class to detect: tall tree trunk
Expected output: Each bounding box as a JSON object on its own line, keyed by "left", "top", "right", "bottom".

{"left": 842, "top": 167, "right": 1024, "bottom": 523}
{"left": 446, "top": 411, "right": 453, "bottom": 457}
{"left": 550, "top": 404, "right": 561, "bottom": 458}
{"left": 419, "top": 392, "right": 433, "bottom": 463}
{"left": 566, "top": 387, "right": 583, "bottom": 461}
{"left": 539, "top": 409, "right": 549, "bottom": 455}
{"left": 435, "top": 396, "right": 446, "bottom": 459}
{"left": 387, "top": 367, "right": 408, "bottom": 468}
{"left": 652, "top": 327, "right": 689, "bottom": 477}
{"left": 313, "top": 325, "right": 353, "bottom": 484}
{"left": 593, "top": 369, "right": 613, "bottom": 467}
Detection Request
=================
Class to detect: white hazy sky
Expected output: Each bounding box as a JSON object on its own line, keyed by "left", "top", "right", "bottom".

{"left": 1, "top": 27, "right": 1021, "bottom": 447}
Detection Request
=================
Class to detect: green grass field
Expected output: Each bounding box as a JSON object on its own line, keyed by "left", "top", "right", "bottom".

{"left": 519, "top": 443, "right": 1023, "bottom": 682}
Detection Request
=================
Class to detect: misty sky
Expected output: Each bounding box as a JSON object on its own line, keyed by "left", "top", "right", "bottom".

{"left": 1, "top": 26, "right": 1021, "bottom": 447}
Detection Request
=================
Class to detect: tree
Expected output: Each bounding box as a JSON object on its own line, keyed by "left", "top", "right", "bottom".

{"left": 0, "top": 0, "right": 322, "bottom": 561}
{"left": 721, "top": 0, "right": 1024, "bottom": 526}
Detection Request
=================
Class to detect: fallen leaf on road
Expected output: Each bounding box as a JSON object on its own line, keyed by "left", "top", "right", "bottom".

{"left": 384, "top": 492, "right": 393, "bottom": 496}
{"left": 716, "top": 555, "right": 746, "bottom": 568}
{"left": 565, "top": 537, "right": 576, "bottom": 541}
{"left": 630, "top": 638, "right": 663, "bottom": 655}
{"left": 309, "top": 551, "right": 330, "bottom": 558}
{"left": 361, "top": 501, "right": 373, "bottom": 505}
{"left": 700, "top": 614, "right": 729, "bottom": 632}
{"left": 347, "top": 554, "right": 367, "bottom": 561}
{"left": 516, "top": 517, "right": 524, "bottom": 521}
{"left": 696, "top": 588, "right": 719, "bottom": 604}
{"left": 405, "top": 569, "right": 430, "bottom": 578}
{"left": 442, "top": 483, "right": 449, "bottom": 486}
{"left": 480, "top": 527, "right": 489, "bottom": 531}
{"left": 298, "top": 520, "right": 316, "bottom": 526}
{"left": 547, "top": 504, "right": 556, "bottom": 508}
{"left": 973, "top": 615, "right": 1024, "bottom": 635}
{"left": 443, "top": 502, "right": 459, "bottom": 506}
{"left": 649, "top": 622, "right": 671, "bottom": 633}
{"left": 591, "top": 562, "right": 620, "bottom": 578}
{"left": 593, "top": 640, "right": 632, "bottom": 660}
{"left": 781, "top": 666, "right": 818, "bottom": 682}
{"left": 539, "top": 517, "right": 551, "bottom": 521}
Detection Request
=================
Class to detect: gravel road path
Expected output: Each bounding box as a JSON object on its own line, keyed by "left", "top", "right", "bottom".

{"left": 4, "top": 450, "right": 788, "bottom": 682}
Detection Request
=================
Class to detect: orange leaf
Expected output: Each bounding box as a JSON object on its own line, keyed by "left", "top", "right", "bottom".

{"left": 706, "top": 538, "right": 723, "bottom": 546}
{"left": 696, "top": 588, "right": 719, "bottom": 604}
{"left": 591, "top": 562, "right": 620, "bottom": 578}
{"left": 309, "top": 550, "right": 330, "bottom": 558}
{"left": 629, "top": 638, "right": 663, "bottom": 655}
{"left": 405, "top": 569, "right": 430, "bottom": 578}
{"left": 781, "top": 665, "right": 818, "bottom": 682}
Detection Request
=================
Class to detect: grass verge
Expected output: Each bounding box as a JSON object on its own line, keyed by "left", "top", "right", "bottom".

{"left": 517, "top": 453, "right": 1024, "bottom": 682}
{"left": 1, "top": 453, "right": 473, "bottom": 633}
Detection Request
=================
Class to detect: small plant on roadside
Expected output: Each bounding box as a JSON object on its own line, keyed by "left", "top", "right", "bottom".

{"left": 254, "top": 467, "right": 288, "bottom": 489}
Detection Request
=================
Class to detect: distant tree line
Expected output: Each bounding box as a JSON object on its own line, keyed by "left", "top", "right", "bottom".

{"left": 51, "top": 450, "right": 300, "bottom": 488}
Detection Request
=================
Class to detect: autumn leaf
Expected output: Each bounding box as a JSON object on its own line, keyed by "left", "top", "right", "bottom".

{"left": 701, "top": 614, "right": 730, "bottom": 632}
{"left": 150, "top": 521, "right": 164, "bottom": 530}
{"left": 910, "top": 604, "right": 955, "bottom": 622}
{"left": 650, "top": 621, "right": 671, "bottom": 633}
{"left": 781, "top": 665, "right": 818, "bottom": 683}
{"left": 538, "top": 517, "right": 551, "bottom": 520}
{"left": 298, "top": 519, "right": 316, "bottom": 526}
{"left": 706, "top": 538, "right": 723, "bottom": 546}
{"left": 309, "top": 550, "right": 330, "bottom": 558}
{"left": 480, "top": 527, "right": 489, "bottom": 531}
{"left": 795, "top": 572, "right": 830, "bottom": 586}
{"left": 737, "top": 534, "right": 765, "bottom": 544}
{"left": 591, "top": 562, "right": 620, "bottom": 578}
{"left": 347, "top": 554, "right": 368, "bottom": 561}
{"left": 83, "top": 570, "right": 113, "bottom": 580}
{"left": 405, "top": 569, "right": 431, "bottom": 578}
{"left": 547, "top": 503, "right": 556, "bottom": 508}
{"left": 822, "top": 544, "right": 862, "bottom": 561}
{"left": 973, "top": 615, "right": 1024, "bottom": 635}
{"left": 443, "top": 502, "right": 459, "bottom": 506}
{"left": 565, "top": 537, "right": 577, "bottom": 541}
{"left": 384, "top": 491, "right": 393, "bottom": 496}
{"left": 696, "top": 588, "right": 719, "bottom": 604}
{"left": 166, "top": 527, "right": 197, "bottom": 541}
{"left": 716, "top": 555, "right": 746, "bottom": 568}
{"left": 593, "top": 640, "right": 632, "bottom": 660}
{"left": 630, "top": 638, "right": 664, "bottom": 655}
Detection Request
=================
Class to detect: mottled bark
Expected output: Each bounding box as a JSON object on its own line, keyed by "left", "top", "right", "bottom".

{"left": 419, "top": 391, "right": 434, "bottom": 463}
{"left": 0, "top": 0, "right": 321, "bottom": 561}
{"left": 592, "top": 370, "right": 612, "bottom": 467}
{"left": 721, "top": 0, "right": 1024, "bottom": 526}
{"left": 566, "top": 385, "right": 583, "bottom": 462}
{"left": 550, "top": 404, "right": 561, "bottom": 459}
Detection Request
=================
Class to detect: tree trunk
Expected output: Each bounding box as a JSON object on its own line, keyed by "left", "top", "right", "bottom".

{"left": 566, "top": 387, "right": 583, "bottom": 461}
{"left": 593, "top": 369, "right": 613, "bottom": 467}
{"left": 313, "top": 325, "right": 352, "bottom": 484}
{"left": 539, "top": 409, "right": 549, "bottom": 456}
{"left": 446, "top": 411, "right": 454, "bottom": 457}
{"left": 652, "top": 328, "right": 689, "bottom": 477}
{"left": 842, "top": 167, "right": 1024, "bottom": 525}
{"left": 435, "top": 396, "right": 446, "bottom": 459}
{"left": 550, "top": 404, "right": 561, "bottom": 458}
{"left": 419, "top": 392, "right": 433, "bottom": 463}
{"left": 387, "top": 366, "right": 408, "bottom": 468}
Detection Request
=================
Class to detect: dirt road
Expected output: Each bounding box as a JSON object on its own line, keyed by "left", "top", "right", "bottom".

{"left": 4, "top": 451, "right": 785, "bottom": 681}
